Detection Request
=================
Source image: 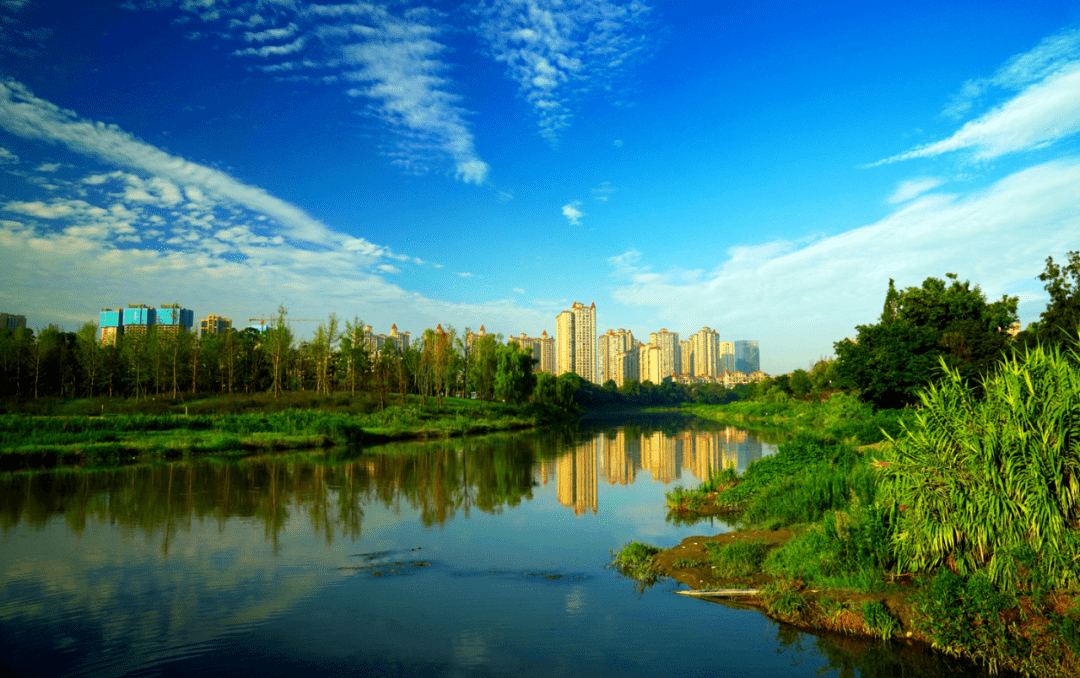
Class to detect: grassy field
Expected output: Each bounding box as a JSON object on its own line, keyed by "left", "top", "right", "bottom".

{"left": 0, "top": 392, "right": 569, "bottom": 470}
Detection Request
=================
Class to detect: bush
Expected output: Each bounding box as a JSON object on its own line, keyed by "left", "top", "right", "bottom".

{"left": 878, "top": 345, "right": 1080, "bottom": 591}
{"left": 913, "top": 570, "right": 1026, "bottom": 671}
{"left": 611, "top": 541, "right": 661, "bottom": 588}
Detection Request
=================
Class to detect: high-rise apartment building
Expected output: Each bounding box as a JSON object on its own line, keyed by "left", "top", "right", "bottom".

{"left": 598, "top": 328, "right": 635, "bottom": 386}
{"left": 688, "top": 327, "right": 721, "bottom": 377}
{"left": 613, "top": 345, "right": 640, "bottom": 387}
{"left": 200, "top": 314, "right": 232, "bottom": 337}
{"left": 555, "top": 311, "right": 574, "bottom": 377}
{"left": 513, "top": 331, "right": 555, "bottom": 373}
{"left": 0, "top": 312, "right": 26, "bottom": 332}
{"left": 648, "top": 329, "right": 679, "bottom": 379}
{"left": 555, "top": 302, "right": 597, "bottom": 382}
{"left": 679, "top": 339, "right": 694, "bottom": 376}
{"left": 157, "top": 304, "right": 194, "bottom": 336}
{"left": 720, "top": 341, "right": 735, "bottom": 374}
{"left": 364, "top": 324, "right": 410, "bottom": 353}
{"left": 100, "top": 308, "right": 123, "bottom": 345}
{"left": 122, "top": 304, "right": 155, "bottom": 336}
{"left": 735, "top": 340, "right": 760, "bottom": 374}
{"left": 539, "top": 330, "right": 555, "bottom": 374}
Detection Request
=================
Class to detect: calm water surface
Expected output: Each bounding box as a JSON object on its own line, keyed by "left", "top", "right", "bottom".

{"left": 1, "top": 418, "right": 990, "bottom": 677}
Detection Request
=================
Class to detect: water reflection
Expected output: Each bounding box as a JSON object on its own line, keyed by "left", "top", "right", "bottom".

{"left": 0, "top": 424, "right": 774, "bottom": 536}
{"left": 539, "top": 425, "right": 778, "bottom": 516}
{"left": 0, "top": 421, "right": 998, "bottom": 678}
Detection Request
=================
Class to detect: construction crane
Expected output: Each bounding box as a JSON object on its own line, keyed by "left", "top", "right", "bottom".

{"left": 248, "top": 317, "right": 323, "bottom": 329}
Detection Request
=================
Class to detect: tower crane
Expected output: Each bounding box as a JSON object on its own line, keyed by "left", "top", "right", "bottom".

{"left": 248, "top": 317, "right": 323, "bottom": 329}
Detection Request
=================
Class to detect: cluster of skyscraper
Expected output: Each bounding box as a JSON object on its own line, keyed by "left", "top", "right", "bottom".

{"left": 98, "top": 304, "right": 201, "bottom": 344}
{"left": 545, "top": 301, "right": 760, "bottom": 385}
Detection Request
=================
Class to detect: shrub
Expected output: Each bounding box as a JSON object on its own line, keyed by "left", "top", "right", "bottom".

{"left": 877, "top": 345, "right": 1080, "bottom": 591}
{"left": 913, "top": 569, "right": 1026, "bottom": 671}
{"left": 611, "top": 541, "right": 661, "bottom": 588}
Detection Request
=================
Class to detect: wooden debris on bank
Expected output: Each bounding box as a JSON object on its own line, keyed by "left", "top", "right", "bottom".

{"left": 675, "top": 588, "right": 761, "bottom": 598}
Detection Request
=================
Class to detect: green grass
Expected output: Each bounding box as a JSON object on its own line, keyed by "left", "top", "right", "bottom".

{"left": 611, "top": 541, "right": 662, "bottom": 589}
{"left": 704, "top": 539, "right": 769, "bottom": 578}
{"left": 0, "top": 394, "right": 568, "bottom": 469}
{"left": 861, "top": 601, "right": 900, "bottom": 640}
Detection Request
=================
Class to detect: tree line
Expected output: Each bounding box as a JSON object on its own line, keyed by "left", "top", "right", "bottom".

{"left": 0, "top": 306, "right": 579, "bottom": 409}
{"left": 747, "top": 250, "right": 1080, "bottom": 409}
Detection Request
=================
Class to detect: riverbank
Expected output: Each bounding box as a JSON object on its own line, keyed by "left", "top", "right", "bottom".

{"left": 616, "top": 393, "right": 1080, "bottom": 678}
{"left": 0, "top": 392, "right": 571, "bottom": 470}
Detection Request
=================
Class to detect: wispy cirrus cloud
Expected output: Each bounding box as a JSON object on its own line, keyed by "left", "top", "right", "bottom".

{"left": 244, "top": 23, "right": 298, "bottom": 43}
{"left": 474, "top": 0, "right": 654, "bottom": 142}
{"left": 0, "top": 78, "right": 384, "bottom": 250}
{"left": 944, "top": 27, "right": 1080, "bottom": 119}
{"left": 153, "top": 1, "right": 490, "bottom": 185}
{"left": 875, "top": 28, "right": 1080, "bottom": 166}
{"left": 609, "top": 158, "right": 1080, "bottom": 371}
{"left": 233, "top": 36, "right": 305, "bottom": 57}
{"left": 887, "top": 177, "right": 943, "bottom": 203}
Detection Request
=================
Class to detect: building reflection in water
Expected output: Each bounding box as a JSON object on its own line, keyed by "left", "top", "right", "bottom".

{"left": 541, "top": 426, "right": 774, "bottom": 517}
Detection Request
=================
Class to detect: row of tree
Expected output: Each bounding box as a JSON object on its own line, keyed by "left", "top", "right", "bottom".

{"left": 0, "top": 306, "right": 582, "bottom": 409}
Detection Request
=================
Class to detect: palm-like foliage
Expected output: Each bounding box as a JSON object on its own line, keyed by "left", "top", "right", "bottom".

{"left": 877, "top": 344, "right": 1080, "bottom": 591}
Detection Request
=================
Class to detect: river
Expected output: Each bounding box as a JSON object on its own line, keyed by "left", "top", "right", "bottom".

{"left": 0, "top": 417, "right": 991, "bottom": 677}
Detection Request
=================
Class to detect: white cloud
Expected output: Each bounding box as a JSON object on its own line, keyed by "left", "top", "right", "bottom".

{"left": 887, "top": 177, "right": 943, "bottom": 204}
{"left": 152, "top": 2, "right": 491, "bottom": 185}
{"left": 457, "top": 272, "right": 474, "bottom": 278}
{"left": 608, "top": 158, "right": 1080, "bottom": 372}
{"left": 591, "top": 180, "right": 616, "bottom": 201}
{"left": 35, "top": 162, "right": 61, "bottom": 172}
{"left": 612, "top": 139, "right": 624, "bottom": 148}
{"left": 944, "top": 27, "right": 1080, "bottom": 118}
{"left": 475, "top": 0, "right": 654, "bottom": 142}
{"left": 878, "top": 28, "right": 1080, "bottom": 165}
{"left": 0, "top": 146, "right": 17, "bottom": 164}
{"left": 561, "top": 201, "right": 584, "bottom": 225}
{"left": 337, "top": 8, "right": 489, "bottom": 184}
{"left": 244, "top": 23, "right": 298, "bottom": 42}
{"left": 0, "top": 79, "right": 389, "bottom": 252}
{"left": 233, "top": 36, "right": 305, "bottom": 57}
{"left": 876, "top": 65, "right": 1080, "bottom": 164}
{"left": 3, "top": 199, "right": 83, "bottom": 219}
{"left": 512, "top": 287, "right": 525, "bottom": 294}
{"left": 377, "top": 263, "right": 400, "bottom": 273}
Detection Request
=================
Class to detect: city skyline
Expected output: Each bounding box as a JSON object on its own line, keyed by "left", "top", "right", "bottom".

{"left": 3, "top": 2, "right": 1079, "bottom": 374}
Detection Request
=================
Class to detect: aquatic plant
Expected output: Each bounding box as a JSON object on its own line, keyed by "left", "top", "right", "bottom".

{"left": 611, "top": 541, "right": 661, "bottom": 587}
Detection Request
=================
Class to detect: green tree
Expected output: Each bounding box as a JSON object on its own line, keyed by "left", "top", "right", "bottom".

{"left": 494, "top": 341, "right": 536, "bottom": 404}
{"left": 340, "top": 318, "right": 369, "bottom": 395}
{"left": 533, "top": 370, "right": 557, "bottom": 406}
{"left": 1021, "top": 250, "right": 1080, "bottom": 348}
{"left": 836, "top": 274, "right": 1018, "bottom": 408}
{"left": 264, "top": 304, "right": 293, "bottom": 396}
{"left": 468, "top": 334, "right": 499, "bottom": 401}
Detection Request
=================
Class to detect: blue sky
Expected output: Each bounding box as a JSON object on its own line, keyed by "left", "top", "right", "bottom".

{"left": 2, "top": 0, "right": 1080, "bottom": 374}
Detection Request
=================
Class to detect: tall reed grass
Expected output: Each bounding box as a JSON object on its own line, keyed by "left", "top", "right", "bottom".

{"left": 877, "top": 345, "right": 1080, "bottom": 592}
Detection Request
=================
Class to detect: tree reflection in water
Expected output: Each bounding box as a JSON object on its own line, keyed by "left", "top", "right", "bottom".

{"left": 0, "top": 427, "right": 578, "bottom": 550}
